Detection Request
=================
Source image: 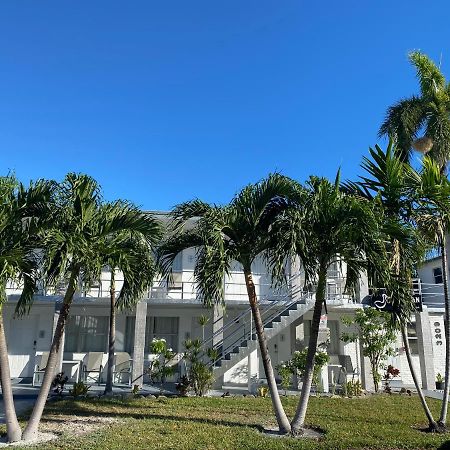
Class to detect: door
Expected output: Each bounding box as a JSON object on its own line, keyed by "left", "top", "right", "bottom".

{"left": 6, "top": 315, "right": 38, "bottom": 378}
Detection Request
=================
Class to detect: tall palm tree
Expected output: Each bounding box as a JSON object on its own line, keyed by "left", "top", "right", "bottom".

{"left": 410, "top": 156, "right": 450, "bottom": 426}
{"left": 379, "top": 51, "right": 450, "bottom": 170}
{"left": 101, "top": 205, "right": 162, "bottom": 395}
{"left": 270, "top": 172, "right": 386, "bottom": 433}
{"left": 348, "top": 143, "right": 441, "bottom": 432}
{"left": 158, "top": 174, "right": 298, "bottom": 434}
{"left": 0, "top": 175, "right": 54, "bottom": 442}
{"left": 22, "top": 174, "right": 161, "bottom": 441}
{"left": 380, "top": 52, "right": 450, "bottom": 429}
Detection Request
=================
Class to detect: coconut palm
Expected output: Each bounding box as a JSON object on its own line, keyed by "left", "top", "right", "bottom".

{"left": 0, "top": 175, "right": 54, "bottom": 442}
{"left": 22, "top": 174, "right": 161, "bottom": 441}
{"left": 348, "top": 143, "right": 441, "bottom": 432}
{"left": 409, "top": 156, "right": 450, "bottom": 426}
{"left": 158, "top": 173, "right": 298, "bottom": 434}
{"left": 269, "top": 172, "right": 387, "bottom": 433}
{"left": 102, "top": 205, "right": 162, "bottom": 395}
{"left": 379, "top": 51, "right": 450, "bottom": 170}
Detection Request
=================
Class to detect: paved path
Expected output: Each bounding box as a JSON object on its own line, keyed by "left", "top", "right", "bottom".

{"left": 424, "top": 390, "right": 446, "bottom": 401}
{"left": 0, "top": 386, "right": 39, "bottom": 423}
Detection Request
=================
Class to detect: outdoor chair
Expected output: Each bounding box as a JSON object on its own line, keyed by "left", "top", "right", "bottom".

{"left": 338, "top": 354, "right": 359, "bottom": 382}
{"left": 32, "top": 352, "right": 49, "bottom": 386}
{"left": 113, "top": 352, "right": 132, "bottom": 386}
{"left": 81, "top": 352, "right": 104, "bottom": 385}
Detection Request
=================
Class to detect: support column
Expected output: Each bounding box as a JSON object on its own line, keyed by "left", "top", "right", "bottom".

{"left": 247, "top": 308, "right": 259, "bottom": 392}
{"left": 416, "top": 307, "right": 435, "bottom": 390}
{"left": 356, "top": 271, "right": 369, "bottom": 303}
{"left": 131, "top": 300, "right": 148, "bottom": 388}
{"left": 213, "top": 304, "right": 224, "bottom": 388}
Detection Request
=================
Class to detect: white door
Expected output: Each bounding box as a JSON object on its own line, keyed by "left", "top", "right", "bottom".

{"left": 6, "top": 315, "right": 38, "bottom": 378}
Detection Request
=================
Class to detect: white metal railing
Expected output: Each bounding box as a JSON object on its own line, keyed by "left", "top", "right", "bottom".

{"left": 420, "top": 282, "right": 445, "bottom": 307}
{"left": 5, "top": 277, "right": 290, "bottom": 303}
{"left": 5, "top": 268, "right": 353, "bottom": 304}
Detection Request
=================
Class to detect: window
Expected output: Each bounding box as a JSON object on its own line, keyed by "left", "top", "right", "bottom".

{"left": 328, "top": 320, "right": 340, "bottom": 355}
{"left": 124, "top": 316, "right": 180, "bottom": 354}
{"left": 433, "top": 267, "right": 443, "bottom": 284}
{"left": 146, "top": 317, "right": 179, "bottom": 352}
{"left": 407, "top": 322, "right": 419, "bottom": 355}
{"left": 65, "top": 315, "right": 108, "bottom": 352}
{"left": 124, "top": 316, "right": 136, "bottom": 354}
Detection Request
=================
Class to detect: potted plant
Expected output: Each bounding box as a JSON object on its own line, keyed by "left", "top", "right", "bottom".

{"left": 436, "top": 373, "right": 444, "bottom": 390}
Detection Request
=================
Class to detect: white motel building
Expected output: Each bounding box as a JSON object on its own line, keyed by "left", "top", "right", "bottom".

{"left": 2, "top": 213, "right": 449, "bottom": 393}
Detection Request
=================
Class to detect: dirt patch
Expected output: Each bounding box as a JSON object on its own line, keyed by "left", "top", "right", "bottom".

{"left": 0, "top": 432, "right": 57, "bottom": 447}
{"left": 39, "top": 414, "right": 118, "bottom": 436}
{"left": 262, "top": 426, "right": 324, "bottom": 440}
{"left": 0, "top": 415, "right": 118, "bottom": 447}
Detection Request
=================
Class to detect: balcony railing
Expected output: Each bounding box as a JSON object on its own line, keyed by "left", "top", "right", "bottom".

{"left": 4, "top": 269, "right": 357, "bottom": 304}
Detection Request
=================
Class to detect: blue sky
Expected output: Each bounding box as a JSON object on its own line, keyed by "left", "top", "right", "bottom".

{"left": 1, "top": 1, "right": 450, "bottom": 210}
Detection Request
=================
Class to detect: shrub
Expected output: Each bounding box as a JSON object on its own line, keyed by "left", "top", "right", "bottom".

{"left": 69, "top": 381, "right": 90, "bottom": 399}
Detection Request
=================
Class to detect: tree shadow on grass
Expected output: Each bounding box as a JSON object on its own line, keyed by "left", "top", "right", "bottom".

{"left": 38, "top": 401, "right": 269, "bottom": 434}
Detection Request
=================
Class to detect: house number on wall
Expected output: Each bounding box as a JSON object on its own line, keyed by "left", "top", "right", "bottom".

{"left": 434, "top": 321, "right": 443, "bottom": 346}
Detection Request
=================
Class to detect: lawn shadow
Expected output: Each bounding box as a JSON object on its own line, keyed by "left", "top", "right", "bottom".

{"left": 40, "top": 400, "right": 269, "bottom": 434}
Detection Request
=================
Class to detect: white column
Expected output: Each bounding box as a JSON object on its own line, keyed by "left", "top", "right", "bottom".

{"left": 212, "top": 304, "right": 224, "bottom": 388}
{"left": 131, "top": 300, "right": 148, "bottom": 388}
{"left": 416, "top": 307, "right": 435, "bottom": 390}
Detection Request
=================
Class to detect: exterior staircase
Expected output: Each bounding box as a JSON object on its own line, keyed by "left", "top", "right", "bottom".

{"left": 203, "top": 276, "right": 315, "bottom": 381}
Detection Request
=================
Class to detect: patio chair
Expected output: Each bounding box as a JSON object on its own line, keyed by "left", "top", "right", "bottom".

{"left": 32, "top": 352, "right": 49, "bottom": 386}
{"left": 338, "top": 354, "right": 359, "bottom": 382}
{"left": 81, "top": 352, "right": 104, "bottom": 385}
{"left": 113, "top": 352, "right": 133, "bottom": 386}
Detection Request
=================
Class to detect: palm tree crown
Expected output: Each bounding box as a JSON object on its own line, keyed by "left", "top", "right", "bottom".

{"left": 379, "top": 51, "right": 450, "bottom": 169}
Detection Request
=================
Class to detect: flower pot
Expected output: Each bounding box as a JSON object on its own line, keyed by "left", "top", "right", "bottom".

{"left": 436, "top": 381, "right": 444, "bottom": 390}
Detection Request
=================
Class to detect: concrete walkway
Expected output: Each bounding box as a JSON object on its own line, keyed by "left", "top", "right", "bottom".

{"left": 424, "top": 390, "right": 447, "bottom": 401}
{"left": 0, "top": 386, "right": 39, "bottom": 423}
{"left": 0, "top": 383, "right": 155, "bottom": 424}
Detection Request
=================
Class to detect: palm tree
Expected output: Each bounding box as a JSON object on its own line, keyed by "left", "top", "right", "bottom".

{"left": 158, "top": 174, "right": 298, "bottom": 434}
{"left": 22, "top": 174, "right": 161, "bottom": 441}
{"left": 379, "top": 51, "right": 450, "bottom": 169}
{"left": 0, "top": 175, "right": 54, "bottom": 442}
{"left": 348, "top": 143, "right": 441, "bottom": 432}
{"left": 102, "top": 205, "right": 162, "bottom": 395}
{"left": 197, "top": 314, "right": 210, "bottom": 343}
{"left": 269, "top": 172, "right": 386, "bottom": 434}
{"left": 410, "top": 156, "right": 450, "bottom": 426}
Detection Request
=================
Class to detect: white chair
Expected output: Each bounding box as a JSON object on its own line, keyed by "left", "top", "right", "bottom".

{"left": 113, "top": 352, "right": 132, "bottom": 386}
{"left": 81, "top": 352, "right": 104, "bottom": 385}
{"left": 32, "top": 352, "right": 49, "bottom": 386}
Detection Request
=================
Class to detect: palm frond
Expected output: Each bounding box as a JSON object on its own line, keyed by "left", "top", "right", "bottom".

{"left": 409, "top": 51, "right": 446, "bottom": 97}
{"left": 379, "top": 96, "right": 427, "bottom": 162}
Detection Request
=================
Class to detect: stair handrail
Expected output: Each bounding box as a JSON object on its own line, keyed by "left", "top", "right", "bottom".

{"left": 206, "top": 288, "right": 312, "bottom": 368}
{"left": 200, "top": 272, "right": 303, "bottom": 350}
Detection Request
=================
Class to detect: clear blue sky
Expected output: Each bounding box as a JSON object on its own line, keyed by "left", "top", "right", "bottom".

{"left": 1, "top": 1, "right": 449, "bottom": 210}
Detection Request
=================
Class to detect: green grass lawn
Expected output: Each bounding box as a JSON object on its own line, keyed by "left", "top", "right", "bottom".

{"left": 11, "top": 394, "right": 450, "bottom": 449}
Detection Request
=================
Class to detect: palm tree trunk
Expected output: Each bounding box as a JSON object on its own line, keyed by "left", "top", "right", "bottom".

{"left": 22, "top": 267, "right": 80, "bottom": 441}
{"left": 401, "top": 325, "right": 440, "bottom": 432}
{"left": 291, "top": 267, "right": 326, "bottom": 433}
{"left": 243, "top": 269, "right": 291, "bottom": 434}
{"left": 440, "top": 237, "right": 450, "bottom": 427}
{"left": 0, "top": 304, "right": 22, "bottom": 442}
{"left": 105, "top": 272, "right": 116, "bottom": 395}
